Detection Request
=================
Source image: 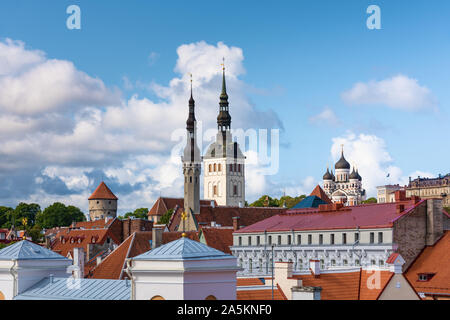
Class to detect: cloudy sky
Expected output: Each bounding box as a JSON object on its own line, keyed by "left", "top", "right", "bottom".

{"left": 0, "top": 1, "right": 449, "bottom": 215}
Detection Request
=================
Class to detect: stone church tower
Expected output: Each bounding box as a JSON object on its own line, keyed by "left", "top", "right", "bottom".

{"left": 182, "top": 79, "right": 201, "bottom": 215}
{"left": 203, "top": 64, "right": 245, "bottom": 206}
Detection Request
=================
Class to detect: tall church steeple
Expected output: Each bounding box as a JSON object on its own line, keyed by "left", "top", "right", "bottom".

{"left": 217, "top": 58, "right": 231, "bottom": 132}
{"left": 182, "top": 75, "right": 201, "bottom": 215}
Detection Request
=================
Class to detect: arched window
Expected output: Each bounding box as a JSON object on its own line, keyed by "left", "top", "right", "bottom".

{"left": 238, "top": 164, "right": 241, "bottom": 172}
{"left": 213, "top": 163, "right": 217, "bottom": 171}
{"left": 151, "top": 295, "right": 165, "bottom": 300}
{"left": 218, "top": 164, "right": 221, "bottom": 171}
{"left": 213, "top": 185, "right": 217, "bottom": 196}
{"left": 209, "top": 164, "right": 212, "bottom": 172}
{"left": 205, "top": 295, "right": 217, "bottom": 300}
{"left": 229, "top": 164, "right": 233, "bottom": 172}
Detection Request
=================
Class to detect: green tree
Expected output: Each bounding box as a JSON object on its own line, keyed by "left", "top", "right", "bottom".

{"left": 362, "top": 197, "right": 377, "bottom": 204}
{"left": 27, "top": 224, "right": 43, "bottom": 243}
{"left": 36, "top": 202, "right": 86, "bottom": 229}
{"left": 0, "top": 206, "right": 13, "bottom": 228}
{"left": 159, "top": 209, "right": 174, "bottom": 225}
{"left": 122, "top": 208, "right": 149, "bottom": 220}
{"left": 9, "top": 203, "right": 41, "bottom": 228}
{"left": 249, "top": 195, "right": 279, "bottom": 207}
{"left": 278, "top": 195, "right": 307, "bottom": 208}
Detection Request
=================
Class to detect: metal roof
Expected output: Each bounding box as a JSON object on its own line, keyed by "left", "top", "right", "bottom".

{"left": 292, "top": 195, "right": 328, "bottom": 209}
{"left": 132, "top": 236, "right": 235, "bottom": 261}
{"left": 14, "top": 277, "right": 131, "bottom": 300}
{"left": 0, "top": 240, "right": 69, "bottom": 261}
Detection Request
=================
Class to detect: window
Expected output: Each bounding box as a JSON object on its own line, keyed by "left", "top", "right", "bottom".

{"left": 297, "top": 234, "right": 301, "bottom": 245}
{"left": 288, "top": 235, "right": 292, "bottom": 245}
{"left": 278, "top": 235, "right": 281, "bottom": 245}
{"left": 331, "top": 234, "right": 335, "bottom": 245}
{"left": 354, "top": 232, "right": 359, "bottom": 242}
{"left": 331, "top": 259, "right": 336, "bottom": 266}
{"left": 233, "top": 185, "right": 238, "bottom": 196}
{"left": 238, "top": 236, "right": 242, "bottom": 246}
{"left": 343, "top": 259, "right": 348, "bottom": 266}
{"left": 342, "top": 233, "right": 347, "bottom": 244}
{"left": 418, "top": 273, "right": 435, "bottom": 282}
{"left": 319, "top": 234, "right": 323, "bottom": 245}
{"left": 371, "top": 260, "right": 376, "bottom": 266}
{"left": 209, "top": 164, "right": 212, "bottom": 172}
{"left": 249, "top": 259, "right": 252, "bottom": 272}
{"left": 256, "top": 236, "right": 260, "bottom": 246}
{"left": 234, "top": 163, "right": 237, "bottom": 172}
{"left": 218, "top": 164, "right": 221, "bottom": 171}
{"left": 259, "top": 259, "right": 263, "bottom": 270}
{"left": 213, "top": 163, "right": 216, "bottom": 172}
{"left": 320, "top": 259, "right": 325, "bottom": 269}
{"left": 378, "top": 232, "right": 383, "bottom": 243}
{"left": 268, "top": 235, "right": 272, "bottom": 245}
{"left": 229, "top": 164, "right": 233, "bottom": 172}
{"left": 248, "top": 236, "right": 252, "bottom": 246}
{"left": 238, "top": 164, "right": 241, "bottom": 172}
{"left": 355, "top": 259, "right": 360, "bottom": 266}
{"left": 189, "top": 176, "right": 192, "bottom": 183}
{"left": 308, "top": 234, "right": 312, "bottom": 245}
{"left": 213, "top": 185, "right": 217, "bottom": 196}
{"left": 298, "top": 259, "right": 303, "bottom": 269}
{"left": 379, "top": 260, "right": 384, "bottom": 266}
{"left": 370, "top": 232, "right": 375, "bottom": 244}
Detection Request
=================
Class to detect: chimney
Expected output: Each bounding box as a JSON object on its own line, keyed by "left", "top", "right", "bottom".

{"left": 73, "top": 247, "right": 85, "bottom": 279}
{"left": 152, "top": 227, "right": 163, "bottom": 249}
{"left": 426, "top": 199, "right": 444, "bottom": 246}
{"left": 49, "top": 274, "right": 54, "bottom": 284}
{"left": 394, "top": 190, "right": 406, "bottom": 202}
{"left": 232, "top": 216, "right": 240, "bottom": 231}
{"left": 310, "top": 259, "right": 320, "bottom": 277}
{"left": 396, "top": 204, "right": 405, "bottom": 214}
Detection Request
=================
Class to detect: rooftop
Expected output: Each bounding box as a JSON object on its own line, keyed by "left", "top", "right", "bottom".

{"left": 88, "top": 181, "right": 118, "bottom": 200}
{"left": 132, "top": 236, "right": 235, "bottom": 261}
{"left": 236, "top": 199, "right": 424, "bottom": 233}
{"left": 0, "top": 240, "right": 69, "bottom": 261}
{"left": 14, "top": 277, "right": 130, "bottom": 300}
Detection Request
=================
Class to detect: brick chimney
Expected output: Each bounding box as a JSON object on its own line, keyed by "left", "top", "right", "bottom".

{"left": 232, "top": 216, "right": 240, "bottom": 231}
{"left": 394, "top": 190, "right": 406, "bottom": 202}
{"left": 152, "top": 226, "right": 163, "bottom": 249}
{"left": 396, "top": 204, "right": 405, "bottom": 214}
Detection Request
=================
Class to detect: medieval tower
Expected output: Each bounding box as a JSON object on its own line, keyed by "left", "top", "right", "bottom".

{"left": 88, "top": 181, "right": 118, "bottom": 220}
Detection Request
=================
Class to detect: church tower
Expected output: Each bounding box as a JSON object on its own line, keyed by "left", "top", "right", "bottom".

{"left": 203, "top": 62, "right": 245, "bottom": 206}
{"left": 182, "top": 77, "right": 201, "bottom": 214}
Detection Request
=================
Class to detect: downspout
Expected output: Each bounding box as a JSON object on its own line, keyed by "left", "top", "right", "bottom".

{"left": 125, "top": 259, "right": 135, "bottom": 300}
{"left": 10, "top": 259, "right": 18, "bottom": 298}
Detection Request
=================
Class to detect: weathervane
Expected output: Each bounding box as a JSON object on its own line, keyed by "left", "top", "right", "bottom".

{"left": 181, "top": 211, "right": 187, "bottom": 236}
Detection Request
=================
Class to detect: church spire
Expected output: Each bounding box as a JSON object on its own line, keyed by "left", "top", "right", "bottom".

{"left": 186, "top": 74, "right": 195, "bottom": 134}
{"left": 217, "top": 58, "right": 231, "bottom": 131}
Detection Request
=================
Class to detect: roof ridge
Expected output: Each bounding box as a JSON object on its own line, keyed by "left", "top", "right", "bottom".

{"left": 119, "top": 232, "right": 136, "bottom": 279}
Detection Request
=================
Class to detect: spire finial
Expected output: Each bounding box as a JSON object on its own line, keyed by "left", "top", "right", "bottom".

{"left": 189, "top": 73, "right": 193, "bottom": 98}
{"left": 341, "top": 144, "right": 344, "bottom": 155}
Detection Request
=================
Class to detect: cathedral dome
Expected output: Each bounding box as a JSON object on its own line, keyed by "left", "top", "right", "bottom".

{"left": 323, "top": 168, "right": 333, "bottom": 180}
{"left": 349, "top": 168, "right": 359, "bottom": 180}
{"left": 356, "top": 169, "right": 362, "bottom": 181}
{"left": 335, "top": 152, "right": 350, "bottom": 170}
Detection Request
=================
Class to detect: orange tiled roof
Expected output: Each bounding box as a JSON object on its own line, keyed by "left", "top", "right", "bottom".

{"left": 75, "top": 218, "right": 114, "bottom": 229}
{"left": 359, "top": 270, "right": 394, "bottom": 300}
{"left": 88, "top": 231, "right": 153, "bottom": 280}
{"left": 405, "top": 230, "right": 450, "bottom": 297}
{"left": 88, "top": 182, "right": 118, "bottom": 200}
{"left": 294, "top": 271, "right": 361, "bottom": 300}
{"left": 200, "top": 227, "right": 233, "bottom": 254}
{"left": 310, "top": 185, "right": 332, "bottom": 204}
{"left": 237, "top": 288, "right": 286, "bottom": 300}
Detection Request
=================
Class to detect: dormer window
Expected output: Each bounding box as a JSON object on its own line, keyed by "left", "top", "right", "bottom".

{"left": 418, "top": 273, "right": 435, "bottom": 282}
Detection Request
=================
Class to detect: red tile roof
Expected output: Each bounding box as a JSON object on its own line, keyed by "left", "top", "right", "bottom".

{"left": 168, "top": 205, "right": 286, "bottom": 232}
{"left": 200, "top": 227, "right": 234, "bottom": 254}
{"left": 236, "top": 278, "right": 265, "bottom": 286}
{"left": 237, "top": 288, "right": 286, "bottom": 300}
{"left": 88, "top": 231, "right": 153, "bottom": 279}
{"left": 148, "top": 197, "right": 216, "bottom": 217}
{"left": 162, "top": 231, "right": 199, "bottom": 244}
{"left": 405, "top": 230, "right": 450, "bottom": 297}
{"left": 75, "top": 218, "right": 115, "bottom": 229}
{"left": 236, "top": 200, "right": 424, "bottom": 233}
{"left": 386, "top": 253, "right": 400, "bottom": 264}
{"left": 88, "top": 182, "right": 118, "bottom": 200}
{"left": 51, "top": 228, "right": 120, "bottom": 258}
{"left": 310, "top": 185, "right": 332, "bottom": 204}
{"left": 359, "top": 270, "right": 394, "bottom": 300}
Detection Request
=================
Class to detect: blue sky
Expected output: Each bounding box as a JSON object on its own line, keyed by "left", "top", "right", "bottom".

{"left": 0, "top": 0, "right": 449, "bottom": 213}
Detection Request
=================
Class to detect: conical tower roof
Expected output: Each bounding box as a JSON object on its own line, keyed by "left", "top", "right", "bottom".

{"left": 88, "top": 182, "right": 118, "bottom": 200}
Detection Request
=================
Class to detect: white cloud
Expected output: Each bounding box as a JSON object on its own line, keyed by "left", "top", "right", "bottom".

{"left": 330, "top": 132, "right": 434, "bottom": 197}
{"left": 309, "top": 107, "right": 341, "bottom": 126}
{"left": 0, "top": 39, "right": 284, "bottom": 213}
{"left": 341, "top": 75, "right": 435, "bottom": 111}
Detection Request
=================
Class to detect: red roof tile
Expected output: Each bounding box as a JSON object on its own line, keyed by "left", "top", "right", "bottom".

{"left": 310, "top": 185, "right": 332, "bottom": 204}
{"left": 236, "top": 278, "right": 265, "bottom": 286}
{"left": 386, "top": 253, "right": 400, "bottom": 264}
{"left": 88, "top": 231, "right": 153, "bottom": 279}
{"left": 148, "top": 197, "right": 215, "bottom": 217}
{"left": 200, "top": 227, "right": 234, "bottom": 254}
{"left": 162, "top": 231, "right": 199, "bottom": 244}
{"left": 236, "top": 200, "right": 424, "bottom": 233}
{"left": 88, "top": 182, "right": 118, "bottom": 200}
{"left": 406, "top": 230, "right": 450, "bottom": 297}
{"left": 359, "top": 270, "right": 394, "bottom": 300}
{"left": 237, "top": 288, "right": 286, "bottom": 300}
